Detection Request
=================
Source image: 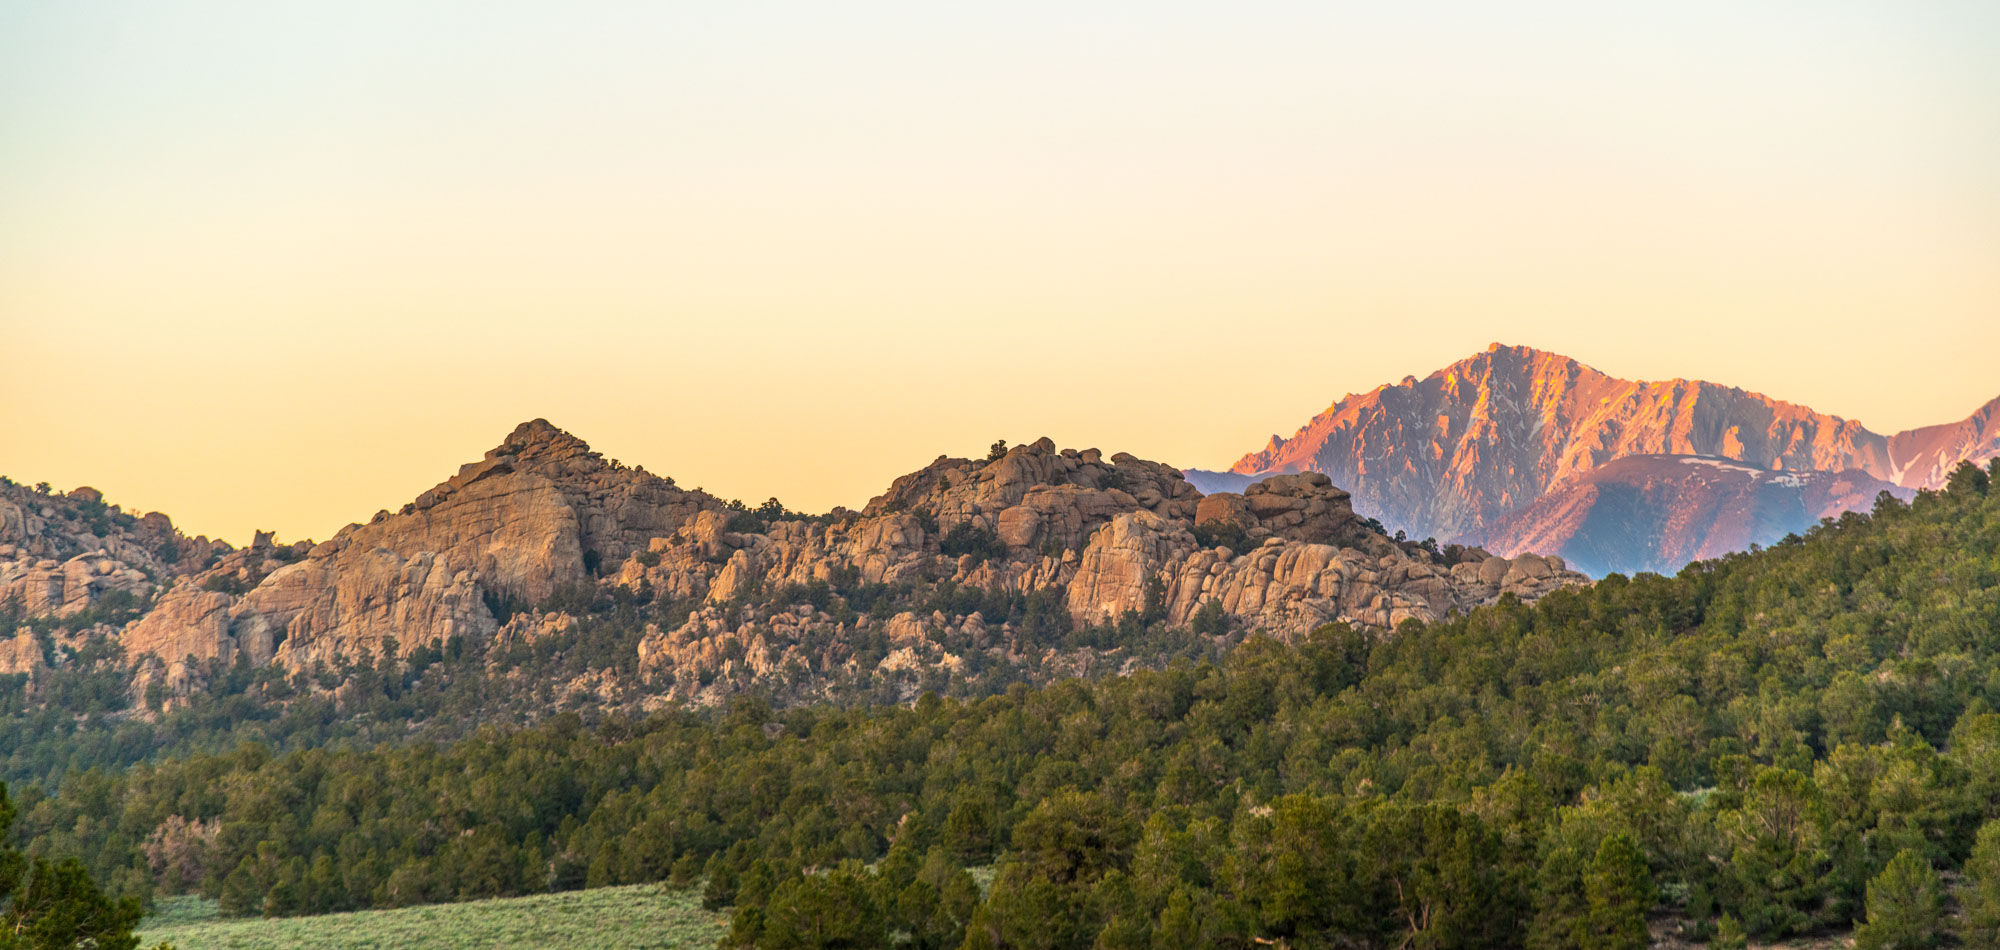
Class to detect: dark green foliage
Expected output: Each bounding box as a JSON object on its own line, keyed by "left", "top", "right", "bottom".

{"left": 4, "top": 857, "right": 145, "bottom": 950}
{"left": 724, "top": 498, "right": 843, "bottom": 535}
{"left": 2, "top": 455, "right": 2000, "bottom": 947}
{"left": 938, "top": 524, "right": 1005, "bottom": 563}
{"left": 200, "top": 575, "right": 254, "bottom": 596}
{"left": 1359, "top": 803, "right": 1524, "bottom": 950}
{"left": 1947, "top": 459, "right": 1990, "bottom": 497}
{"left": 1855, "top": 849, "right": 1943, "bottom": 950}
{"left": 1189, "top": 520, "right": 1253, "bottom": 553}
{"left": 1958, "top": 820, "right": 2000, "bottom": 947}
{"left": 1581, "top": 835, "right": 1652, "bottom": 950}
{"left": 1188, "top": 598, "right": 1229, "bottom": 637}
{"left": 755, "top": 863, "right": 886, "bottom": 950}
{"left": 1716, "top": 767, "right": 1831, "bottom": 937}
{"left": 0, "top": 783, "right": 143, "bottom": 950}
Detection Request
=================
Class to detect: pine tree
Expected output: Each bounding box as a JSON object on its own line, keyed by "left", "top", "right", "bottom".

{"left": 1581, "top": 834, "right": 1654, "bottom": 950}
{"left": 1854, "top": 849, "right": 1943, "bottom": 950}
{"left": 1946, "top": 460, "right": 1991, "bottom": 497}
{"left": 1709, "top": 914, "right": 1747, "bottom": 950}
{"left": 1956, "top": 822, "right": 2000, "bottom": 949}
{"left": 757, "top": 863, "right": 888, "bottom": 950}
{"left": 0, "top": 850, "right": 145, "bottom": 950}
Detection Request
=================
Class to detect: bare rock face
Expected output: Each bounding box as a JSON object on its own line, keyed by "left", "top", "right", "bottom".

{"left": 1885, "top": 396, "right": 2000, "bottom": 491}
{"left": 1188, "top": 344, "right": 2000, "bottom": 576}
{"left": 123, "top": 589, "right": 236, "bottom": 666}
{"left": 1066, "top": 509, "right": 1583, "bottom": 634}
{"left": 124, "top": 420, "right": 723, "bottom": 672}
{"left": 1065, "top": 511, "right": 1193, "bottom": 620}
{"left": 0, "top": 629, "right": 43, "bottom": 676}
{"left": 263, "top": 551, "right": 494, "bottom": 669}
{"left": 866, "top": 438, "right": 1201, "bottom": 550}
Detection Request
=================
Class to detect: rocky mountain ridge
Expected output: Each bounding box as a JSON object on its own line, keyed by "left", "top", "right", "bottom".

{"left": 1188, "top": 344, "right": 2000, "bottom": 574}
{"left": 2, "top": 421, "right": 1585, "bottom": 709}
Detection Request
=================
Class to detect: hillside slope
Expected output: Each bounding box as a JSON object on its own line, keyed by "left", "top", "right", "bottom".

{"left": 27, "top": 459, "right": 2000, "bottom": 947}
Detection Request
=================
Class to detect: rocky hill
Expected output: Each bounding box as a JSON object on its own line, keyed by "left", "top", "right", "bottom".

{"left": 1188, "top": 344, "right": 2000, "bottom": 575}
{"left": 0, "top": 477, "right": 244, "bottom": 679}
{"left": 3, "top": 421, "right": 1584, "bottom": 710}
{"left": 0, "top": 480, "right": 225, "bottom": 618}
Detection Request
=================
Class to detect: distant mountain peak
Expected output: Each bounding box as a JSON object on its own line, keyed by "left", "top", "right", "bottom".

{"left": 1188, "top": 346, "right": 1998, "bottom": 574}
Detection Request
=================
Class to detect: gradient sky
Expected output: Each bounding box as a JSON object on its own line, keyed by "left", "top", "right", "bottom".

{"left": 4, "top": 2, "right": 1998, "bottom": 545}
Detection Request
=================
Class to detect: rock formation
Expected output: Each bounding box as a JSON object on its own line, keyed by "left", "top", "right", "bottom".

{"left": 619, "top": 438, "right": 1582, "bottom": 704}
{"left": 0, "top": 481, "right": 227, "bottom": 619}
{"left": 128, "top": 419, "right": 724, "bottom": 682}
{"left": 7, "top": 422, "right": 1586, "bottom": 708}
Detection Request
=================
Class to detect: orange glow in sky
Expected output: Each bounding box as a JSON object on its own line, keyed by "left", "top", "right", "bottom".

{"left": 3, "top": 4, "right": 1997, "bottom": 544}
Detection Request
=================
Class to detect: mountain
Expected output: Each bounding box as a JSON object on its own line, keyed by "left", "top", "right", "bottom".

{"left": 1187, "top": 343, "right": 2000, "bottom": 574}
{"left": 1477, "top": 455, "right": 1910, "bottom": 577}
{"left": 1885, "top": 395, "right": 2000, "bottom": 489}
{"left": 2, "top": 421, "right": 1584, "bottom": 710}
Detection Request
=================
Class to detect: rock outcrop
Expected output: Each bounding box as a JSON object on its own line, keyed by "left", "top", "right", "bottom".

{"left": 0, "top": 481, "right": 227, "bottom": 619}
{"left": 623, "top": 437, "right": 1583, "bottom": 704}
{"left": 0, "top": 629, "right": 44, "bottom": 677}
{"left": 154, "top": 419, "right": 727, "bottom": 674}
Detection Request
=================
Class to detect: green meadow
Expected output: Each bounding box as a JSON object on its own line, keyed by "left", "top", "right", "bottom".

{"left": 139, "top": 884, "right": 726, "bottom": 949}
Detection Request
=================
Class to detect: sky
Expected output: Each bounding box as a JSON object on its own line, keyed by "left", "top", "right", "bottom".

{"left": 3, "top": 2, "right": 1997, "bottom": 545}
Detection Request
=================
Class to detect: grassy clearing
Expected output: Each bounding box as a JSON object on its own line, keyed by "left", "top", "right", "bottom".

{"left": 138, "top": 884, "right": 726, "bottom": 949}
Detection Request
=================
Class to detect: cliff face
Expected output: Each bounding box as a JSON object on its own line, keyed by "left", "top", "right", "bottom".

{"left": 122, "top": 420, "right": 724, "bottom": 687}
{"left": 1189, "top": 344, "right": 1998, "bottom": 574}
{"left": 63, "top": 423, "right": 1582, "bottom": 706}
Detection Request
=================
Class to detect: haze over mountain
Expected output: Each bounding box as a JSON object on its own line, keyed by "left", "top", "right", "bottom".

{"left": 1476, "top": 455, "right": 1908, "bottom": 578}
{"left": 1187, "top": 344, "right": 2000, "bottom": 576}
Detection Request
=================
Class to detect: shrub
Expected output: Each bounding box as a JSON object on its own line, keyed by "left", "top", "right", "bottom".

{"left": 938, "top": 523, "right": 1003, "bottom": 563}
{"left": 1191, "top": 521, "right": 1253, "bottom": 553}
{"left": 1856, "top": 849, "right": 1943, "bottom": 950}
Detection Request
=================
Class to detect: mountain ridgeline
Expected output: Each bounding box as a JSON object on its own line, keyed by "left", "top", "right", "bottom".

{"left": 1187, "top": 344, "right": 2000, "bottom": 576}
{"left": 0, "top": 421, "right": 1583, "bottom": 724}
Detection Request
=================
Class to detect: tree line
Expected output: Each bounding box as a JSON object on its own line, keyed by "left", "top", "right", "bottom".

{"left": 3, "top": 461, "right": 1996, "bottom": 947}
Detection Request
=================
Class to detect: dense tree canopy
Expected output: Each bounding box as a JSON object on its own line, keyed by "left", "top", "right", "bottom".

{"left": 3, "top": 459, "right": 1999, "bottom": 947}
